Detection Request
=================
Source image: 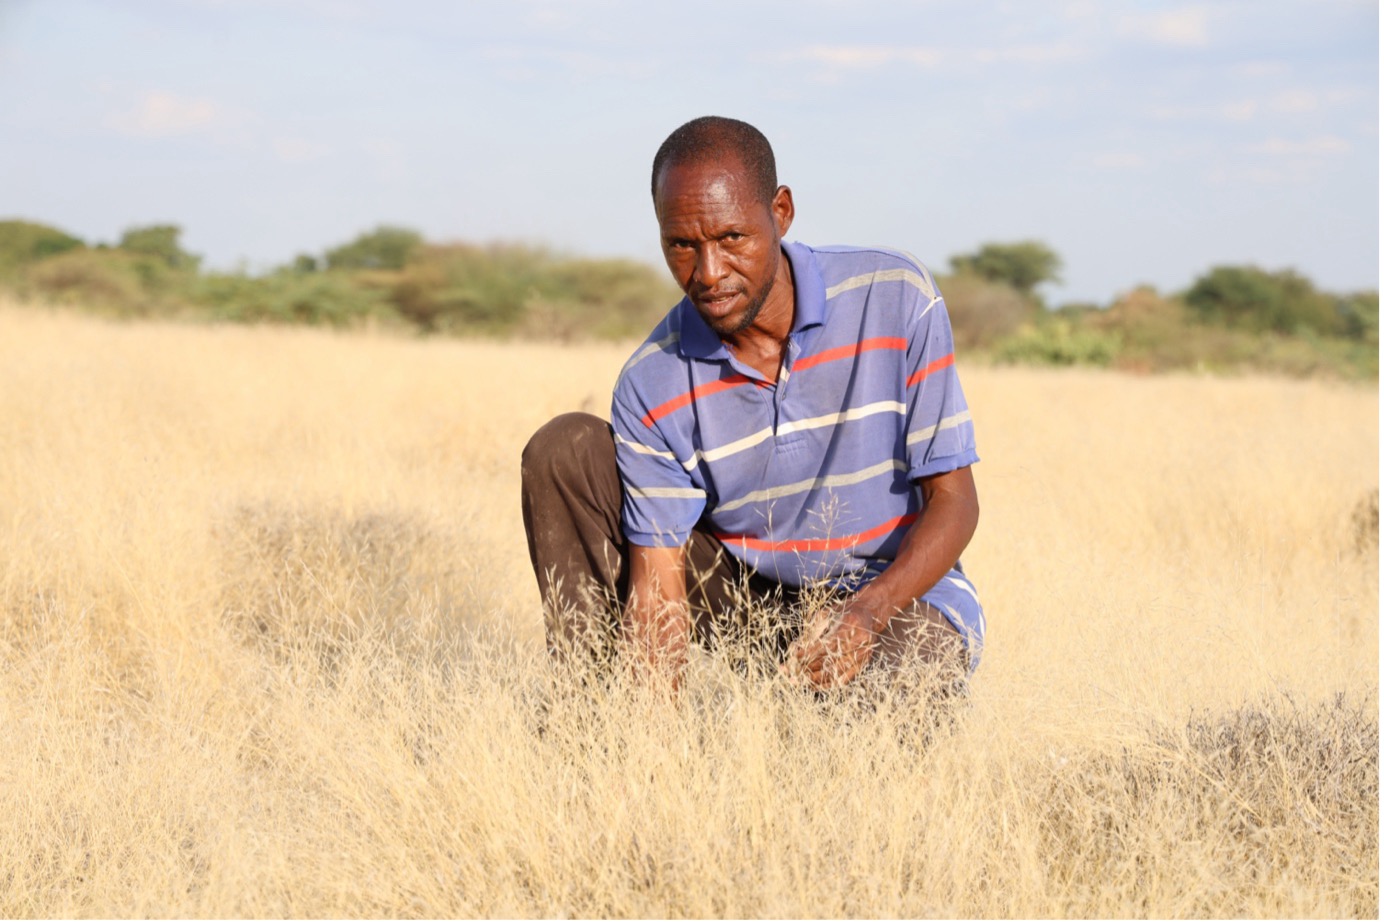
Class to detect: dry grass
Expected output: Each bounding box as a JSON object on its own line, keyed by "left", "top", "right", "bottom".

{"left": 0, "top": 300, "right": 1376, "bottom": 917}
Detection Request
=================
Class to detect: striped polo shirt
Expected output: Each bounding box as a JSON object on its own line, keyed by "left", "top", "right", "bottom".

{"left": 610, "top": 242, "right": 983, "bottom": 658}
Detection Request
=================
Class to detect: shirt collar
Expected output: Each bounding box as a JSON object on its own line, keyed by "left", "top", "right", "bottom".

{"left": 678, "top": 241, "right": 825, "bottom": 361}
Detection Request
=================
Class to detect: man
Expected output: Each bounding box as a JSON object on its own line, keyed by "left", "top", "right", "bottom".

{"left": 521, "top": 116, "right": 983, "bottom": 695}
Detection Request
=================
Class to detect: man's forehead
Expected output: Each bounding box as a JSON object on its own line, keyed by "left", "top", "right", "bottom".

{"left": 654, "top": 154, "right": 754, "bottom": 200}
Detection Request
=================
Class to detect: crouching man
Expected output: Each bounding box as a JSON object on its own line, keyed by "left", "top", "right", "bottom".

{"left": 522, "top": 116, "right": 984, "bottom": 697}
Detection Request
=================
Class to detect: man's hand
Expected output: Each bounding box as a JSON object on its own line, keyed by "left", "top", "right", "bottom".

{"left": 783, "top": 598, "right": 886, "bottom": 689}
{"left": 624, "top": 544, "right": 691, "bottom": 693}
{"left": 783, "top": 465, "right": 979, "bottom": 690}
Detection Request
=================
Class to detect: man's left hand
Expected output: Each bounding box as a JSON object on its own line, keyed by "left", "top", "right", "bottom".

{"left": 783, "top": 600, "right": 883, "bottom": 689}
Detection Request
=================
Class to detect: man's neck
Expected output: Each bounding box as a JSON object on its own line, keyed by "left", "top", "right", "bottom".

{"left": 724, "top": 259, "right": 796, "bottom": 381}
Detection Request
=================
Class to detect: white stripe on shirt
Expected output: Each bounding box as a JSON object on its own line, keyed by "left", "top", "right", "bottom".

{"left": 715, "top": 459, "right": 908, "bottom": 513}
{"left": 681, "top": 400, "right": 907, "bottom": 471}
{"left": 905, "top": 409, "right": 972, "bottom": 447}
{"left": 619, "top": 331, "right": 680, "bottom": 376}
{"left": 825, "top": 268, "right": 938, "bottom": 301}
{"left": 625, "top": 485, "right": 707, "bottom": 500}
{"left": 615, "top": 431, "right": 677, "bottom": 461}
{"left": 945, "top": 574, "right": 979, "bottom": 603}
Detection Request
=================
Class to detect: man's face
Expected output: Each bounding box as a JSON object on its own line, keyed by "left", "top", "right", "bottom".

{"left": 654, "top": 158, "right": 793, "bottom": 338}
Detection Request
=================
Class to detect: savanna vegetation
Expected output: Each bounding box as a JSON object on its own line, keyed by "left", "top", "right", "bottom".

{"left": 1, "top": 219, "right": 1376, "bottom": 378}
{"left": 0, "top": 302, "right": 1375, "bottom": 916}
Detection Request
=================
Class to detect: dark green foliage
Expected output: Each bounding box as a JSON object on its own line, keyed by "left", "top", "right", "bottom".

{"left": 387, "top": 243, "right": 678, "bottom": 338}
{"left": 0, "top": 217, "right": 1375, "bottom": 379}
{"left": 0, "top": 220, "right": 85, "bottom": 281}
{"left": 118, "top": 224, "right": 200, "bottom": 271}
{"left": 994, "top": 317, "right": 1120, "bottom": 367}
{"left": 25, "top": 248, "right": 159, "bottom": 315}
{"left": 1337, "top": 290, "right": 1378, "bottom": 345}
{"left": 949, "top": 240, "right": 1062, "bottom": 297}
{"left": 1184, "top": 265, "right": 1342, "bottom": 336}
{"left": 194, "top": 270, "right": 390, "bottom": 327}
{"left": 325, "top": 226, "right": 423, "bottom": 271}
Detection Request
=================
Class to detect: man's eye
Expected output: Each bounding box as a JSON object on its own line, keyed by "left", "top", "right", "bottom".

{"left": 723, "top": 232, "right": 744, "bottom": 242}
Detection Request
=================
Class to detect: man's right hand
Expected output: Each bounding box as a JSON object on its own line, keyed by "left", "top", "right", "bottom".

{"left": 623, "top": 544, "right": 691, "bottom": 692}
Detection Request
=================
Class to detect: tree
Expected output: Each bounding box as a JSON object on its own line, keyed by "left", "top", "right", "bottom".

{"left": 118, "top": 224, "right": 200, "bottom": 270}
{"left": 324, "top": 225, "right": 422, "bottom": 270}
{"left": 1184, "top": 265, "right": 1337, "bottom": 335}
{"left": 0, "top": 220, "right": 85, "bottom": 281}
{"left": 949, "top": 240, "right": 1062, "bottom": 297}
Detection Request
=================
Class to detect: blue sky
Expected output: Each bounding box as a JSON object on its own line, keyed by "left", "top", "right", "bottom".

{"left": 0, "top": 0, "right": 1377, "bottom": 305}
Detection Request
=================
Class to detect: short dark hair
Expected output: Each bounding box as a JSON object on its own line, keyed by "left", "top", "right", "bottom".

{"left": 650, "top": 116, "right": 778, "bottom": 205}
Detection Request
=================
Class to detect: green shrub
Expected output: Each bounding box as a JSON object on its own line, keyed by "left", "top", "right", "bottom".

{"left": 1184, "top": 265, "right": 1339, "bottom": 336}
{"left": 0, "top": 219, "right": 85, "bottom": 282}
{"left": 938, "top": 272, "right": 1037, "bottom": 350}
{"left": 1337, "top": 291, "right": 1378, "bottom": 345}
{"left": 24, "top": 248, "right": 157, "bottom": 314}
{"left": 994, "top": 318, "right": 1121, "bottom": 367}
{"left": 193, "top": 270, "right": 391, "bottom": 327}
{"left": 387, "top": 243, "right": 677, "bottom": 337}
{"left": 325, "top": 226, "right": 423, "bottom": 271}
{"left": 118, "top": 224, "right": 200, "bottom": 271}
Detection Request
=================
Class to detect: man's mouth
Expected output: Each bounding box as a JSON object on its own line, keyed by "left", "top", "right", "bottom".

{"left": 697, "top": 290, "right": 739, "bottom": 313}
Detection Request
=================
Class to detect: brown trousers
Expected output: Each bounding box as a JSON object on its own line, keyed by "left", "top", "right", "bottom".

{"left": 520, "top": 412, "right": 964, "bottom": 681}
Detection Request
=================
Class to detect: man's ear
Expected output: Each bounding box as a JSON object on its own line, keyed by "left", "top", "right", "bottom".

{"left": 771, "top": 185, "right": 794, "bottom": 238}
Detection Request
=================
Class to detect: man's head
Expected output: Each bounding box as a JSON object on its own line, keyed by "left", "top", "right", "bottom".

{"left": 650, "top": 116, "right": 778, "bottom": 205}
{"left": 650, "top": 116, "right": 794, "bottom": 339}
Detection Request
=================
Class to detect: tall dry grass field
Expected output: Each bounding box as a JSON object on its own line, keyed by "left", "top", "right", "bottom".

{"left": 0, "top": 300, "right": 1376, "bottom": 917}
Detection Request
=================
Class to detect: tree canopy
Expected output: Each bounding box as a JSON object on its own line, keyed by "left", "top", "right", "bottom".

{"left": 1184, "top": 265, "right": 1341, "bottom": 336}
{"left": 118, "top": 224, "right": 200, "bottom": 270}
{"left": 324, "top": 226, "right": 423, "bottom": 271}
{"left": 949, "top": 240, "right": 1062, "bottom": 297}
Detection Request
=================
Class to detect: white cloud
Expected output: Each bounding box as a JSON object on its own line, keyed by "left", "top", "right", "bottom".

{"left": 793, "top": 45, "right": 944, "bottom": 69}
{"left": 1232, "top": 61, "right": 1288, "bottom": 79}
{"left": 108, "top": 91, "right": 220, "bottom": 137}
{"left": 1220, "top": 100, "right": 1258, "bottom": 121}
{"left": 1271, "top": 89, "right": 1319, "bottom": 113}
{"left": 482, "top": 45, "right": 652, "bottom": 80}
{"left": 1252, "top": 135, "right": 1352, "bottom": 156}
{"left": 1091, "top": 152, "right": 1147, "bottom": 169}
{"left": 273, "top": 137, "right": 332, "bottom": 163}
{"left": 1218, "top": 91, "right": 1319, "bottom": 121}
{"left": 1062, "top": 0, "right": 1101, "bottom": 20}
{"left": 969, "top": 42, "right": 1082, "bottom": 65}
{"left": 786, "top": 40, "right": 1079, "bottom": 76}
{"left": 1158, "top": 89, "right": 1336, "bottom": 125}
{"left": 1118, "top": 7, "right": 1210, "bottom": 47}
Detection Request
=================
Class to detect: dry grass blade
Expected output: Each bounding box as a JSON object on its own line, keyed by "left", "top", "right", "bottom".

{"left": 0, "top": 301, "right": 1375, "bottom": 917}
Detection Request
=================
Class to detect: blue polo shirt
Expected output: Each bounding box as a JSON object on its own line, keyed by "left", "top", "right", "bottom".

{"left": 611, "top": 242, "right": 984, "bottom": 663}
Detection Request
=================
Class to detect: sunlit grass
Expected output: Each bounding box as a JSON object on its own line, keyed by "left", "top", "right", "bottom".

{"left": 0, "top": 301, "right": 1375, "bottom": 917}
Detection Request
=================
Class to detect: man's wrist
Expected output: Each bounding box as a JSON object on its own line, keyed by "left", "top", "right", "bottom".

{"left": 846, "top": 591, "right": 895, "bottom": 635}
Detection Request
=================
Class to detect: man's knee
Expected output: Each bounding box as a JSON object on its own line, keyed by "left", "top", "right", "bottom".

{"left": 874, "top": 603, "right": 968, "bottom": 679}
{"left": 521, "top": 412, "right": 612, "bottom": 489}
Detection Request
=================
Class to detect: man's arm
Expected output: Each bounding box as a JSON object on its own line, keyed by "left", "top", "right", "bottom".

{"left": 623, "top": 544, "right": 691, "bottom": 691}
{"left": 788, "top": 464, "right": 979, "bottom": 689}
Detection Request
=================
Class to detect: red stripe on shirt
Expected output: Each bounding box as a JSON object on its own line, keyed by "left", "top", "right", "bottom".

{"left": 906, "top": 353, "right": 954, "bottom": 388}
{"left": 641, "top": 373, "right": 761, "bottom": 427}
{"left": 715, "top": 512, "right": 918, "bottom": 554}
{"left": 791, "top": 336, "right": 907, "bottom": 373}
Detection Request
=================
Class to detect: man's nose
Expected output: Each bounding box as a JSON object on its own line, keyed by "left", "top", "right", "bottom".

{"left": 693, "top": 244, "right": 728, "bottom": 287}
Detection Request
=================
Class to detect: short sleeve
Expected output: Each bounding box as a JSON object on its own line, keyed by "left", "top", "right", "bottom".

{"left": 610, "top": 388, "right": 707, "bottom": 547}
{"left": 903, "top": 294, "right": 979, "bottom": 480}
